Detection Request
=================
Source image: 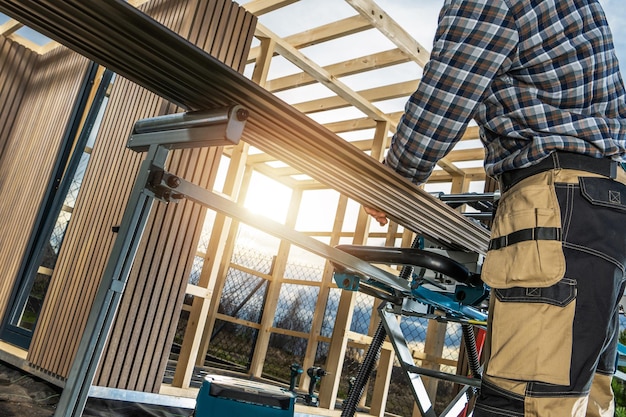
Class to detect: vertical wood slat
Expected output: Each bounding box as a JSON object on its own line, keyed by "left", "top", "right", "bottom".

{"left": 0, "top": 37, "right": 36, "bottom": 160}
{"left": 25, "top": 0, "right": 257, "bottom": 392}
{"left": 0, "top": 43, "right": 87, "bottom": 323}
{"left": 0, "top": 36, "right": 38, "bottom": 319}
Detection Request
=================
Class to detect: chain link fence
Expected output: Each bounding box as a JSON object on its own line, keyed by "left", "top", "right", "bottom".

{"left": 172, "top": 221, "right": 469, "bottom": 415}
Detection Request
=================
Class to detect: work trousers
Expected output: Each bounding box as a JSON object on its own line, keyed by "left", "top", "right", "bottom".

{"left": 473, "top": 168, "right": 626, "bottom": 416}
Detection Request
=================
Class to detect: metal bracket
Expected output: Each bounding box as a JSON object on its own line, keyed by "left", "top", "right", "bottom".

{"left": 145, "top": 167, "right": 184, "bottom": 203}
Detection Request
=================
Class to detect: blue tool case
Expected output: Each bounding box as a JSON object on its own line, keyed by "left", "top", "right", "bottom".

{"left": 194, "top": 374, "right": 296, "bottom": 417}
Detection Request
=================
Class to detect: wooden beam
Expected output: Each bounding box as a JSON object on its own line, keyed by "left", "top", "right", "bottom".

{"left": 298, "top": 194, "right": 347, "bottom": 391}
{"left": 293, "top": 79, "right": 419, "bottom": 114}
{"left": 247, "top": 15, "right": 371, "bottom": 62}
{"left": 250, "top": 161, "right": 301, "bottom": 188}
{"left": 324, "top": 111, "right": 403, "bottom": 133}
{"left": 436, "top": 158, "right": 466, "bottom": 178}
{"left": 250, "top": 36, "right": 276, "bottom": 88}
{"left": 255, "top": 22, "right": 393, "bottom": 122}
{"left": 265, "top": 48, "right": 411, "bottom": 93}
{"left": 281, "top": 14, "right": 371, "bottom": 49}
{"left": 429, "top": 167, "right": 486, "bottom": 183}
{"left": 249, "top": 188, "right": 302, "bottom": 377}
{"left": 446, "top": 147, "right": 485, "bottom": 163}
{"left": 243, "top": 0, "right": 299, "bottom": 15}
{"left": 0, "top": 18, "right": 21, "bottom": 36}
{"left": 346, "top": 0, "right": 431, "bottom": 67}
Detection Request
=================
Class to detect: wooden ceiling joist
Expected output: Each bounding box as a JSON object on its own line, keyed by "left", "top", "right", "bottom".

{"left": 346, "top": 0, "right": 431, "bottom": 67}
{"left": 293, "top": 79, "right": 420, "bottom": 114}
{"left": 247, "top": 14, "right": 372, "bottom": 63}
{"left": 255, "top": 22, "right": 395, "bottom": 123}
{"left": 241, "top": 0, "right": 299, "bottom": 16}
{"left": 0, "top": 18, "right": 21, "bottom": 36}
{"left": 265, "top": 48, "right": 412, "bottom": 93}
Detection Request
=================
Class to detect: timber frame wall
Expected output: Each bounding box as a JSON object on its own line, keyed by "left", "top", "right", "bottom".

{"left": 0, "top": 0, "right": 485, "bottom": 415}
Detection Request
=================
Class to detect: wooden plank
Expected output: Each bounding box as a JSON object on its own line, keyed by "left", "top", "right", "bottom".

{"left": 293, "top": 79, "right": 419, "bottom": 114}
{"left": 370, "top": 347, "right": 394, "bottom": 417}
{"left": 265, "top": 48, "right": 411, "bottom": 93}
{"left": 242, "top": 0, "right": 298, "bottom": 15}
{"left": 247, "top": 14, "right": 371, "bottom": 63}
{"left": 318, "top": 207, "right": 370, "bottom": 408}
{"left": 0, "top": 19, "right": 21, "bottom": 36}
{"left": 215, "top": 2, "right": 238, "bottom": 65}
{"left": 346, "top": 0, "right": 431, "bottom": 67}
{"left": 231, "top": 8, "right": 257, "bottom": 73}
{"left": 251, "top": 37, "right": 277, "bottom": 88}
{"left": 256, "top": 22, "right": 392, "bottom": 123}
{"left": 422, "top": 318, "right": 448, "bottom": 400}
{"left": 187, "top": 0, "right": 217, "bottom": 49}
{"left": 193, "top": 165, "right": 252, "bottom": 371}
{"left": 249, "top": 188, "right": 302, "bottom": 377}
{"left": 298, "top": 193, "right": 347, "bottom": 391}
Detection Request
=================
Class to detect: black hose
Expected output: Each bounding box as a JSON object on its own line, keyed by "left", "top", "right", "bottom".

{"left": 340, "top": 319, "right": 387, "bottom": 417}
{"left": 461, "top": 324, "right": 482, "bottom": 394}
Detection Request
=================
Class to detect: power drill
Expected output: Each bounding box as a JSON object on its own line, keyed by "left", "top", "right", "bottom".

{"left": 304, "top": 366, "right": 327, "bottom": 407}
{"left": 289, "top": 363, "right": 303, "bottom": 392}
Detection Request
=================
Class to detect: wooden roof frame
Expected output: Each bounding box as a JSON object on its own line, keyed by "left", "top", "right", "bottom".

{"left": 0, "top": 0, "right": 490, "bottom": 253}
{"left": 0, "top": 0, "right": 487, "bottom": 191}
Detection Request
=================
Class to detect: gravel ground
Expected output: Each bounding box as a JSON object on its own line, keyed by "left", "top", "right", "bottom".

{"left": 0, "top": 362, "right": 193, "bottom": 417}
{"left": 0, "top": 362, "right": 59, "bottom": 417}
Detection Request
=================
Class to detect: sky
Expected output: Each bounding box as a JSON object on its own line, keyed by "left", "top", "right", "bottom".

{"left": 250, "top": 0, "right": 626, "bottom": 80}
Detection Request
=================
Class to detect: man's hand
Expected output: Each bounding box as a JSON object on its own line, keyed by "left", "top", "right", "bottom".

{"left": 363, "top": 206, "right": 388, "bottom": 226}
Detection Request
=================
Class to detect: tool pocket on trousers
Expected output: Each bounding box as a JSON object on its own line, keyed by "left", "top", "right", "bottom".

{"left": 486, "top": 278, "right": 576, "bottom": 386}
{"left": 557, "top": 177, "right": 626, "bottom": 265}
{"left": 580, "top": 177, "right": 626, "bottom": 212}
{"left": 482, "top": 182, "right": 565, "bottom": 289}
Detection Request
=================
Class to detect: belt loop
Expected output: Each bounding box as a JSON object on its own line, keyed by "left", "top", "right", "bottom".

{"left": 551, "top": 152, "right": 561, "bottom": 170}
{"left": 610, "top": 160, "right": 618, "bottom": 179}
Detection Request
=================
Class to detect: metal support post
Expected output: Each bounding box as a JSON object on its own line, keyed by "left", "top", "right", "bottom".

{"left": 54, "top": 104, "right": 248, "bottom": 417}
{"left": 54, "top": 144, "right": 170, "bottom": 417}
{"left": 379, "top": 303, "right": 437, "bottom": 417}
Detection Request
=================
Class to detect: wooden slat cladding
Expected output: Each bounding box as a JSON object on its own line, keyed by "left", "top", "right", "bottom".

{"left": 0, "top": 36, "right": 37, "bottom": 316}
{"left": 0, "top": 36, "right": 36, "bottom": 160}
{"left": 0, "top": 44, "right": 88, "bottom": 321}
{"left": 26, "top": 0, "right": 256, "bottom": 391}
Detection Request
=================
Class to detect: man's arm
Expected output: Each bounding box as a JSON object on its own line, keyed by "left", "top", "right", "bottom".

{"left": 385, "top": 0, "right": 518, "bottom": 184}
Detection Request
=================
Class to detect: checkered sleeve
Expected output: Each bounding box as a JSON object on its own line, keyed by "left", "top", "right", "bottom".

{"left": 385, "top": 0, "right": 518, "bottom": 184}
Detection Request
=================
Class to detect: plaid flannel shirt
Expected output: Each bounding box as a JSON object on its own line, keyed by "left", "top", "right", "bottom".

{"left": 385, "top": 0, "right": 626, "bottom": 184}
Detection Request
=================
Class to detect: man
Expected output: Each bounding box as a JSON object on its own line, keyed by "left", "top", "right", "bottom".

{"left": 365, "top": 0, "right": 626, "bottom": 415}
